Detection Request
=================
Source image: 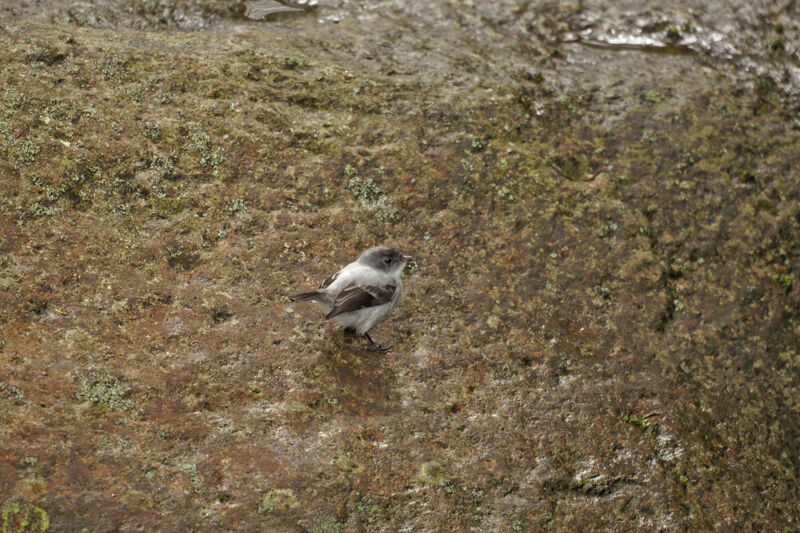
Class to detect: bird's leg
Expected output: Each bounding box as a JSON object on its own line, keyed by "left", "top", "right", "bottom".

{"left": 364, "top": 332, "right": 390, "bottom": 352}
{"left": 343, "top": 327, "right": 357, "bottom": 336}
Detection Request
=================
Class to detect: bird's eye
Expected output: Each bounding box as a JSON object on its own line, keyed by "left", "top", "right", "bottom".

{"left": 384, "top": 257, "right": 392, "bottom": 264}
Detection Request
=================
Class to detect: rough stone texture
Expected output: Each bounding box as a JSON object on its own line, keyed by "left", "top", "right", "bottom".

{"left": 1, "top": 1, "right": 799, "bottom": 531}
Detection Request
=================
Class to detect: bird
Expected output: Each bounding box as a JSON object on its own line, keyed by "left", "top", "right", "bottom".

{"left": 290, "top": 246, "right": 413, "bottom": 351}
{"left": 243, "top": 0, "right": 316, "bottom": 20}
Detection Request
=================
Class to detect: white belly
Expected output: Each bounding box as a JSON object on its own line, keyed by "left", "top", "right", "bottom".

{"left": 331, "top": 303, "right": 393, "bottom": 335}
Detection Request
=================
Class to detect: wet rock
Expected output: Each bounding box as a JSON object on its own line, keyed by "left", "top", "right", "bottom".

{"left": 0, "top": 0, "right": 798, "bottom": 531}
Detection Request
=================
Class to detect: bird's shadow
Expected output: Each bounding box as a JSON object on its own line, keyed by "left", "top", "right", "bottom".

{"left": 302, "top": 328, "right": 400, "bottom": 417}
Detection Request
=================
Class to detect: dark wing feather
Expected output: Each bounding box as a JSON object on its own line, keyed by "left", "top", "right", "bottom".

{"left": 318, "top": 271, "right": 339, "bottom": 290}
{"left": 325, "top": 284, "right": 396, "bottom": 320}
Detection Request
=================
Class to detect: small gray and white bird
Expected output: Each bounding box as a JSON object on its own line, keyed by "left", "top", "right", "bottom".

{"left": 290, "top": 246, "right": 413, "bottom": 351}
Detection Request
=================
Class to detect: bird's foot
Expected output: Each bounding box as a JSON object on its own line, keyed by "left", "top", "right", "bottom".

{"left": 364, "top": 332, "right": 391, "bottom": 352}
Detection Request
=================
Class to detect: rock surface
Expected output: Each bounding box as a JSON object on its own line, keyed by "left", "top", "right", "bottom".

{"left": 1, "top": 1, "right": 799, "bottom": 531}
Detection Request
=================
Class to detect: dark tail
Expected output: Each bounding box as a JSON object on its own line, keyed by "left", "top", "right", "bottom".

{"left": 290, "top": 291, "right": 321, "bottom": 302}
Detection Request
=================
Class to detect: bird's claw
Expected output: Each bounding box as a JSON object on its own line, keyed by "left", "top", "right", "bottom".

{"left": 364, "top": 332, "right": 391, "bottom": 352}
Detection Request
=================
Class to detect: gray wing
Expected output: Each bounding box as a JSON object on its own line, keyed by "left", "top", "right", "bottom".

{"left": 325, "top": 284, "right": 396, "bottom": 320}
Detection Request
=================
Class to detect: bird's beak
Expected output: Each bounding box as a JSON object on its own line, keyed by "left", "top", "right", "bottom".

{"left": 399, "top": 255, "right": 413, "bottom": 264}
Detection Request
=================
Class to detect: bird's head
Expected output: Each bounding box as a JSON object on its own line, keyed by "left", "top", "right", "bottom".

{"left": 359, "top": 246, "right": 413, "bottom": 274}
